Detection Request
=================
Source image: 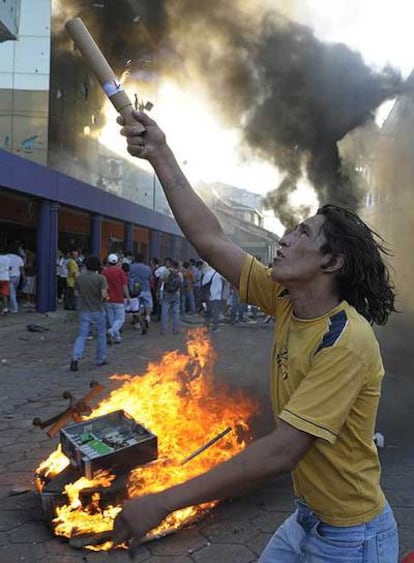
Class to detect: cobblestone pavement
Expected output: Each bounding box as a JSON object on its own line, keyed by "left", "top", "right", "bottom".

{"left": 0, "top": 309, "right": 413, "bottom": 562}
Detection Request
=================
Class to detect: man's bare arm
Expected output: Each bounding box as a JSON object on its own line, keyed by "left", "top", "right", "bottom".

{"left": 113, "top": 421, "right": 315, "bottom": 545}
{"left": 119, "top": 112, "right": 247, "bottom": 288}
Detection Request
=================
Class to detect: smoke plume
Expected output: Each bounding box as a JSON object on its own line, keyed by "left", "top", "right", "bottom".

{"left": 57, "top": 0, "right": 406, "bottom": 223}
{"left": 155, "top": 1, "right": 405, "bottom": 213}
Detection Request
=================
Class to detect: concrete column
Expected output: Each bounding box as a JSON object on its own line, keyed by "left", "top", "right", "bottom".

{"left": 150, "top": 230, "right": 161, "bottom": 259}
{"left": 186, "top": 240, "right": 197, "bottom": 260}
{"left": 36, "top": 200, "right": 59, "bottom": 313}
{"left": 170, "top": 235, "right": 178, "bottom": 260}
{"left": 124, "top": 223, "right": 134, "bottom": 254}
{"left": 90, "top": 214, "right": 103, "bottom": 257}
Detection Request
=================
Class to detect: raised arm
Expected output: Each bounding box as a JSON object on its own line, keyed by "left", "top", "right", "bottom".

{"left": 119, "top": 111, "right": 247, "bottom": 289}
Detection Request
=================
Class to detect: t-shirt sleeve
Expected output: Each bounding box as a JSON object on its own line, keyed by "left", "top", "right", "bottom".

{"left": 279, "top": 345, "right": 367, "bottom": 444}
{"left": 239, "top": 255, "right": 283, "bottom": 316}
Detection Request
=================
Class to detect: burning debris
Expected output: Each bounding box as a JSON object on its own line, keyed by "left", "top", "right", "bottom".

{"left": 35, "top": 328, "right": 259, "bottom": 551}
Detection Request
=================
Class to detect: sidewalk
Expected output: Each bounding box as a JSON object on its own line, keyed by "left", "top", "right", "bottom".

{"left": 0, "top": 309, "right": 412, "bottom": 561}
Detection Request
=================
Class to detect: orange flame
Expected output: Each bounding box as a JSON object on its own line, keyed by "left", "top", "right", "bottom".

{"left": 36, "top": 328, "right": 259, "bottom": 549}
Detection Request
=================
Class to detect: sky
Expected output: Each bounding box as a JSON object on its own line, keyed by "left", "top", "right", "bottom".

{"left": 299, "top": 0, "right": 414, "bottom": 124}
{"left": 300, "top": 0, "right": 414, "bottom": 79}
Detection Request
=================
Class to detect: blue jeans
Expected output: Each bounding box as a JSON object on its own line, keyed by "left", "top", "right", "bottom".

{"left": 138, "top": 291, "right": 153, "bottom": 313}
{"left": 105, "top": 302, "right": 125, "bottom": 342}
{"left": 205, "top": 299, "right": 221, "bottom": 330}
{"left": 259, "top": 499, "right": 398, "bottom": 562}
{"left": 181, "top": 288, "right": 196, "bottom": 314}
{"left": 9, "top": 276, "right": 20, "bottom": 313}
{"left": 161, "top": 291, "right": 180, "bottom": 333}
{"left": 72, "top": 311, "right": 106, "bottom": 364}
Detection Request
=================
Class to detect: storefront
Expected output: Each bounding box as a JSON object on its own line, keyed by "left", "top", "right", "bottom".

{"left": 0, "top": 149, "right": 191, "bottom": 312}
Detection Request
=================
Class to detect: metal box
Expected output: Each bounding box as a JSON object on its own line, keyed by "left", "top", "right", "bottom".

{"left": 60, "top": 410, "right": 158, "bottom": 478}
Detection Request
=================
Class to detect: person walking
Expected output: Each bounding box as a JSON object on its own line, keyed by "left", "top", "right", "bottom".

{"left": 113, "top": 111, "right": 399, "bottom": 562}
{"left": 189, "top": 258, "right": 202, "bottom": 313}
{"left": 201, "top": 263, "right": 223, "bottom": 332}
{"left": 128, "top": 253, "right": 153, "bottom": 335}
{"left": 70, "top": 256, "right": 108, "bottom": 371}
{"left": 157, "top": 259, "right": 182, "bottom": 335}
{"left": 64, "top": 250, "right": 79, "bottom": 310}
{"left": 0, "top": 248, "right": 11, "bottom": 315}
{"left": 56, "top": 251, "right": 69, "bottom": 304}
{"left": 6, "top": 244, "right": 24, "bottom": 314}
{"left": 102, "top": 253, "right": 129, "bottom": 344}
{"left": 180, "top": 261, "right": 196, "bottom": 314}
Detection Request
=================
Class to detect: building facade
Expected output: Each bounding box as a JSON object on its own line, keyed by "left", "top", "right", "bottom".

{"left": 0, "top": 0, "right": 281, "bottom": 312}
{"left": 0, "top": 0, "right": 194, "bottom": 312}
{"left": 198, "top": 183, "right": 280, "bottom": 264}
{"left": 363, "top": 85, "right": 414, "bottom": 312}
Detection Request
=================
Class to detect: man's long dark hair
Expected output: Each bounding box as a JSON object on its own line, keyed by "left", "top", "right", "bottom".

{"left": 317, "top": 204, "right": 396, "bottom": 325}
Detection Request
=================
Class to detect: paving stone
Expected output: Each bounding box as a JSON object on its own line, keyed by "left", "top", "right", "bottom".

{"left": 386, "top": 488, "right": 414, "bottom": 507}
{"left": 1, "top": 542, "right": 48, "bottom": 563}
{"left": 0, "top": 472, "right": 34, "bottom": 487}
{"left": 212, "top": 498, "right": 264, "bottom": 522}
{"left": 193, "top": 543, "right": 255, "bottom": 563}
{"left": 1, "top": 491, "right": 39, "bottom": 511}
{"left": 245, "top": 532, "right": 272, "bottom": 557}
{"left": 198, "top": 519, "right": 257, "bottom": 544}
{"left": 8, "top": 521, "right": 53, "bottom": 544}
{"left": 142, "top": 557, "right": 193, "bottom": 563}
{"left": 392, "top": 507, "right": 414, "bottom": 528}
{"left": 250, "top": 511, "right": 287, "bottom": 534}
{"left": 0, "top": 312, "right": 412, "bottom": 561}
{"left": 8, "top": 460, "right": 41, "bottom": 472}
{"left": 0, "top": 511, "right": 31, "bottom": 533}
{"left": 40, "top": 556, "right": 88, "bottom": 563}
{"left": 79, "top": 546, "right": 150, "bottom": 562}
{"left": 149, "top": 528, "right": 207, "bottom": 556}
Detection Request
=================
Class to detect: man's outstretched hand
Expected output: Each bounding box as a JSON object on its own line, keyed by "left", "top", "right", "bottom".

{"left": 118, "top": 111, "right": 167, "bottom": 161}
{"left": 112, "top": 493, "right": 170, "bottom": 548}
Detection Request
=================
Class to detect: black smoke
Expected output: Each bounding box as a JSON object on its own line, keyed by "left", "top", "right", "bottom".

{"left": 58, "top": 1, "right": 406, "bottom": 223}
{"left": 137, "top": 1, "right": 405, "bottom": 220}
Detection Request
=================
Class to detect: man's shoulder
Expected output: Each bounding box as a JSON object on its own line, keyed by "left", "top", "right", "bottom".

{"left": 318, "top": 303, "right": 380, "bottom": 363}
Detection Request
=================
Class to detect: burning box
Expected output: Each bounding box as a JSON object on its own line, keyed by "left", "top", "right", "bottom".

{"left": 60, "top": 410, "right": 157, "bottom": 478}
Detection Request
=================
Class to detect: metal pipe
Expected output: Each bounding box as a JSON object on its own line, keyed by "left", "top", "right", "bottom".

{"left": 180, "top": 427, "right": 232, "bottom": 465}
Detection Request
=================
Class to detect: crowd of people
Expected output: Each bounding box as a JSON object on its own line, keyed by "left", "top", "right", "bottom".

{"left": 0, "top": 241, "right": 270, "bottom": 366}
{"left": 0, "top": 242, "right": 36, "bottom": 315}
{"left": 67, "top": 250, "right": 270, "bottom": 371}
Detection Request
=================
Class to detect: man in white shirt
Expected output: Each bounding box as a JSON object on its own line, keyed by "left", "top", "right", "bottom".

{"left": 201, "top": 263, "right": 224, "bottom": 332}
{"left": 0, "top": 248, "right": 11, "bottom": 315}
{"left": 6, "top": 245, "right": 25, "bottom": 313}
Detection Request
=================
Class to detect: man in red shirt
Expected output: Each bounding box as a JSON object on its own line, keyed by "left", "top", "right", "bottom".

{"left": 102, "top": 253, "right": 129, "bottom": 344}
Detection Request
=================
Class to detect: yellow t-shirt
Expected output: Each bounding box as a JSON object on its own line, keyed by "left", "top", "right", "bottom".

{"left": 239, "top": 255, "right": 386, "bottom": 526}
{"left": 66, "top": 258, "right": 79, "bottom": 288}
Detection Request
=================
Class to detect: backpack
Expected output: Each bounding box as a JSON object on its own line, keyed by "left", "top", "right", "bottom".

{"left": 129, "top": 281, "right": 142, "bottom": 298}
{"left": 200, "top": 272, "right": 216, "bottom": 303}
{"left": 164, "top": 269, "right": 180, "bottom": 293}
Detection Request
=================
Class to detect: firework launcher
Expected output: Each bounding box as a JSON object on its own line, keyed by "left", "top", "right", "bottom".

{"left": 65, "top": 17, "right": 145, "bottom": 132}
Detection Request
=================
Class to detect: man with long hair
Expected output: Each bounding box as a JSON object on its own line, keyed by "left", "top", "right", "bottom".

{"left": 113, "top": 112, "right": 398, "bottom": 561}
